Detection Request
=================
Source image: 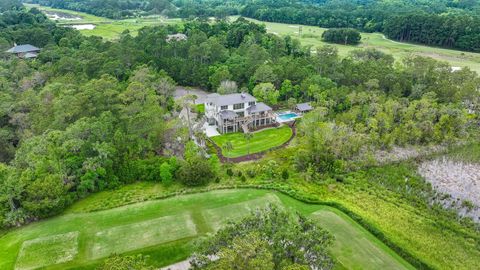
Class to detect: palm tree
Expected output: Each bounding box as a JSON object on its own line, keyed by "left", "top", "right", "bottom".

{"left": 244, "top": 132, "right": 253, "bottom": 155}
{"left": 222, "top": 141, "right": 234, "bottom": 163}
{"left": 177, "top": 94, "right": 196, "bottom": 140}
{"left": 195, "top": 131, "right": 207, "bottom": 147}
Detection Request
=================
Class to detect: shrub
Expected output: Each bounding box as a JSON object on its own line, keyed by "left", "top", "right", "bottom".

{"left": 281, "top": 169, "right": 289, "bottom": 180}
{"left": 226, "top": 168, "right": 234, "bottom": 177}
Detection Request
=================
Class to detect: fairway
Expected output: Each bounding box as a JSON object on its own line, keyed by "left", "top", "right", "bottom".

{"left": 0, "top": 189, "right": 413, "bottom": 270}
{"left": 239, "top": 17, "right": 480, "bottom": 74}
{"left": 311, "top": 211, "right": 413, "bottom": 270}
{"left": 211, "top": 125, "right": 293, "bottom": 158}
{"left": 90, "top": 213, "right": 197, "bottom": 259}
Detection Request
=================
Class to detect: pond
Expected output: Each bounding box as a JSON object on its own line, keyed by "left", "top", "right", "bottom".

{"left": 68, "top": 24, "right": 96, "bottom": 30}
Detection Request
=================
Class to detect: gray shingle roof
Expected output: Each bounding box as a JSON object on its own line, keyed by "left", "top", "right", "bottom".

{"left": 210, "top": 93, "right": 257, "bottom": 106}
{"left": 247, "top": 102, "right": 272, "bottom": 113}
{"left": 219, "top": 110, "right": 237, "bottom": 120}
{"left": 6, "top": 44, "right": 40, "bottom": 54}
{"left": 296, "top": 102, "right": 312, "bottom": 111}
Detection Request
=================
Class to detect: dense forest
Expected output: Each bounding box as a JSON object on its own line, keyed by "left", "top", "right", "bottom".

{"left": 0, "top": 5, "right": 478, "bottom": 228}
{"left": 24, "top": 0, "right": 480, "bottom": 51}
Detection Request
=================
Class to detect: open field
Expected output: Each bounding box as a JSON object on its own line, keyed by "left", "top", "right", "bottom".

{"left": 0, "top": 189, "right": 413, "bottom": 270}
{"left": 240, "top": 17, "right": 480, "bottom": 73}
{"left": 25, "top": 4, "right": 181, "bottom": 40}
{"left": 211, "top": 125, "right": 293, "bottom": 158}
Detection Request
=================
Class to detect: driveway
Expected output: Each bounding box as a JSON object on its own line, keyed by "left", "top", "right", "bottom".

{"left": 204, "top": 123, "right": 220, "bottom": 137}
{"left": 174, "top": 86, "right": 210, "bottom": 103}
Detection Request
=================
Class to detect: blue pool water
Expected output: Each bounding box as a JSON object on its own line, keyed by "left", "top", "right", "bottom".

{"left": 278, "top": 112, "right": 299, "bottom": 121}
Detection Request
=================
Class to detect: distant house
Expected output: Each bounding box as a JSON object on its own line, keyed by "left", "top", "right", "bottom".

{"left": 166, "top": 33, "right": 187, "bottom": 42}
{"left": 295, "top": 102, "right": 313, "bottom": 113}
{"left": 6, "top": 44, "right": 40, "bottom": 59}
{"left": 204, "top": 92, "right": 276, "bottom": 134}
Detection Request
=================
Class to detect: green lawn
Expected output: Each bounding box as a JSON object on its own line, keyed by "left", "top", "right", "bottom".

{"left": 211, "top": 125, "right": 293, "bottom": 158}
{"left": 0, "top": 189, "right": 413, "bottom": 270}
{"left": 238, "top": 17, "right": 480, "bottom": 74}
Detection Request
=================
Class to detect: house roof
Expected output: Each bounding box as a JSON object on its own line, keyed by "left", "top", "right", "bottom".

{"left": 166, "top": 33, "right": 187, "bottom": 41}
{"left": 210, "top": 93, "right": 257, "bottom": 106}
{"left": 247, "top": 102, "right": 272, "bottom": 113}
{"left": 296, "top": 102, "right": 313, "bottom": 111}
{"left": 23, "top": 52, "right": 38, "bottom": 59}
{"left": 6, "top": 44, "right": 40, "bottom": 54}
{"left": 219, "top": 110, "right": 237, "bottom": 120}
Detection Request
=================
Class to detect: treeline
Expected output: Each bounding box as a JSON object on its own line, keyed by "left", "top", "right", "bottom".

{"left": 24, "top": 0, "right": 176, "bottom": 19}
{"left": 0, "top": 7, "right": 478, "bottom": 228}
{"left": 384, "top": 13, "right": 480, "bottom": 51}
{"left": 322, "top": 28, "right": 361, "bottom": 45}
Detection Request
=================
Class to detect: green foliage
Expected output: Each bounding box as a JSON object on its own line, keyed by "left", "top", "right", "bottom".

{"left": 160, "top": 162, "right": 173, "bottom": 185}
{"left": 322, "top": 28, "right": 361, "bottom": 45}
{"left": 176, "top": 142, "right": 217, "bottom": 186}
{"left": 191, "top": 205, "right": 334, "bottom": 270}
{"left": 97, "top": 254, "right": 154, "bottom": 270}
{"left": 252, "top": 82, "right": 280, "bottom": 105}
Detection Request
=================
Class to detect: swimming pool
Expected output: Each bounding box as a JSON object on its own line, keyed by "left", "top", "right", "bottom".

{"left": 277, "top": 112, "right": 300, "bottom": 122}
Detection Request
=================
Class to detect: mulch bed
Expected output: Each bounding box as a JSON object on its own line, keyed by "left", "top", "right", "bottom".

{"left": 208, "top": 122, "right": 297, "bottom": 163}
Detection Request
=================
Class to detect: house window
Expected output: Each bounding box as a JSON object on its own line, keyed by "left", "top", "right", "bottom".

{"left": 220, "top": 105, "right": 228, "bottom": 110}
{"left": 237, "top": 112, "right": 244, "bottom": 117}
{"left": 233, "top": 103, "right": 244, "bottom": 110}
{"left": 248, "top": 101, "right": 255, "bottom": 106}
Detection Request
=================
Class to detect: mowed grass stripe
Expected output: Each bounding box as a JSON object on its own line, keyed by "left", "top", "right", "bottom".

{"left": 15, "top": 231, "right": 79, "bottom": 270}
{"left": 211, "top": 126, "right": 293, "bottom": 158}
{"left": 310, "top": 210, "right": 414, "bottom": 270}
{"left": 203, "top": 194, "right": 282, "bottom": 230}
{"left": 90, "top": 213, "right": 197, "bottom": 259}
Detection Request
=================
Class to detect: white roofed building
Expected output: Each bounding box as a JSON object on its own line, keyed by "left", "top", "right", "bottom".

{"left": 204, "top": 92, "right": 275, "bottom": 134}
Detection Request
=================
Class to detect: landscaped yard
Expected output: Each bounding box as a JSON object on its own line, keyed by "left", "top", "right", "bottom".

{"left": 0, "top": 189, "right": 413, "bottom": 270}
{"left": 211, "top": 125, "right": 293, "bottom": 158}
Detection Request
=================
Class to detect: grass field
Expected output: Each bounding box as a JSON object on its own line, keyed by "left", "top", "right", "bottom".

{"left": 211, "top": 125, "right": 293, "bottom": 158}
{"left": 239, "top": 17, "right": 480, "bottom": 74}
{"left": 24, "top": 4, "right": 181, "bottom": 40}
{"left": 0, "top": 189, "right": 413, "bottom": 270}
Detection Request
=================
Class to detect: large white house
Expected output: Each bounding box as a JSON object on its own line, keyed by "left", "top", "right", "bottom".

{"left": 204, "top": 92, "right": 275, "bottom": 134}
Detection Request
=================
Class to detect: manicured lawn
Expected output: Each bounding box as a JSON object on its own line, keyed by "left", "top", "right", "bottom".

{"left": 0, "top": 189, "right": 412, "bottom": 270}
{"left": 211, "top": 125, "right": 293, "bottom": 158}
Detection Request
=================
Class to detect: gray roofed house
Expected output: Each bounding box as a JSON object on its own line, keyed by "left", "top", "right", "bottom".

{"left": 295, "top": 102, "right": 313, "bottom": 112}
{"left": 166, "top": 33, "right": 188, "bottom": 42}
{"left": 247, "top": 102, "right": 272, "bottom": 113}
{"left": 209, "top": 93, "right": 257, "bottom": 107}
{"left": 6, "top": 44, "right": 40, "bottom": 59}
{"left": 204, "top": 92, "right": 276, "bottom": 134}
